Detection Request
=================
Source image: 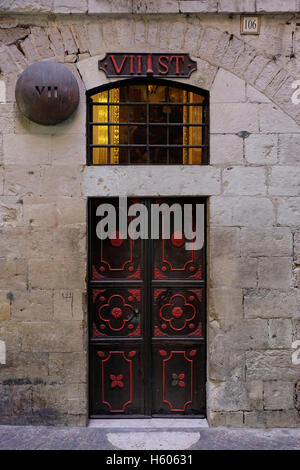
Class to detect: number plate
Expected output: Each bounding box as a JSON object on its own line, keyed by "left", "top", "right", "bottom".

{"left": 240, "top": 16, "right": 260, "bottom": 35}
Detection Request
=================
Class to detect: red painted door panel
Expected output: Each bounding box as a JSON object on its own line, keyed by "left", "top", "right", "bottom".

{"left": 89, "top": 198, "right": 206, "bottom": 417}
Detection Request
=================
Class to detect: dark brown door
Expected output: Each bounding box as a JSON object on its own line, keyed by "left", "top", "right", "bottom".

{"left": 89, "top": 198, "right": 206, "bottom": 417}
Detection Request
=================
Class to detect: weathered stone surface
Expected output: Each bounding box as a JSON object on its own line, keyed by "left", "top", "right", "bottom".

{"left": 259, "top": 105, "right": 300, "bottom": 133}
{"left": 0, "top": 291, "right": 10, "bottom": 321}
{"left": 278, "top": 134, "right": 300, "bottom": 165}
{"left": 209, "top": 226, "right": 241, "bottom": 258}
{"left": 28, "top": 258, "right": 85, "bottom": 290}
{"left": 244, "top": 410, "right": 300, "bottom": 428}
{"left": 257, "top": 257, "right": 293, "bottom": 289}
{"left": 210, "top": 196, "right": 275, "bottom": 227}
{"left": 48, "top": 352, "right": 87, "bottom": 384}
{"left": 244, "top": 289, "right": 299, "bottom": 319}
{"left": 210, "top": 134, "right": 243, "bottom": 166}
{"left": 11, "top": 290, "right": 53, "bottom": 322}
{"left": 246, "top": 350, "right": 299, "bottom": 381}
{"left": 211, "top": 257, "right": 257, "bottom": 288}
{"left": 269, "top": 167, "right": 300, "bottom": 196}
{"left": 240, "top": 227, "right": 292, "bottom": 257}
{"left": 0, "top": 27, "right": 28, "bottom": 46}
{"left": 222, "top": 167, "right": 266, "bottom": 196}
{"left": 50, "top": 133, "right": 85, "bottom": 165}
{"left": 277, "top": 198, "right": 300, "bottom": 226}
{"left": 3, "top": 165, "right": 44, "bottom": 197}
{"left": 245, "top": 134, "right": 278, "bottom": 165}
{"left": 209, "top": 287, "right": 243, "bottom": 328}
{"left": 208, "top": 411, "right": 244, "bottom": 427}
{"left": 3, "top": 134, "right": 51, "bottom": 165}
{"left": 294, "top": 231, "right": 300, "bottom": 264}
{"left": 211, "top": 103, "right": 259, "bottom": 133}
{"left": 0, "top": 258, "right": 27, "bottom": 291}
{"left": 268, "top": 319, "right": 293, "bottom": 349}
{"left": 211, "top": 69, "right": 245, "bottom": 103}
{"left": 246, "top": 85, "right": 270, "bottom": 103}
{"left": 83, "top": 166, "right": 221, "bottom": 197}
{"left": 54, "top": 0, "right": 88, "bottom": 13}
{"left": 257, "top": 0, "right": 297, "bottom": 13}
{"left": 21, "top": 321, "right": 85, "bottom": 353}
{"left": 53, "top": 290, "right": 85, "bottom": 321}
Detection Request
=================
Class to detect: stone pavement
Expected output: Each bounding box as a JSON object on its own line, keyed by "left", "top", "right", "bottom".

{"left": 0, "top": 423, "right": 300, "bottom": 450}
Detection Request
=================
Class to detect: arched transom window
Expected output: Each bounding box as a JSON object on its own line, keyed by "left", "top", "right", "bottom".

{"left": 87, "top": 80, "right": 209, "bottom": 165}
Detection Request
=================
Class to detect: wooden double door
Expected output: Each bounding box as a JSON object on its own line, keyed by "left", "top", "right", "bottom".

{"left": 89, "top": 198, "right": 206, "bottom": 417}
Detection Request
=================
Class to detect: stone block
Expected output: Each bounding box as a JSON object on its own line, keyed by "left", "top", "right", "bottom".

{"left": 11, "top": 290, "right": 53, "bottom": 322}
{"left": 269, "top": 167, "right": 300, "bottom": 196}
{"left": 86, "top": 22, "right": 104, "bottom": 56}
{"left": 240, "top": 227, "right": 292, "bottom": 257}
{"left": 246, "top": 85, "right": 270, "bottom": 103}
{"left": 211, "top": 103, "right": 259, "bottom": 133}
{"left": 53, "top": 290, "right": 85, "bottom": 321}
{"left": 277, "top": 198, "right": 300, "bottom": 226}
{"left": 18, "top": 36, "right": 39, "bottom": 64}
{"left": 222, "top": 166, "right": 266, "bottom": 196}
{"left": 3, "top": 165, "right": 44, "bottom": 197}
{"left": 47, "top": 26, "right": 65, "bottom": 59}
{"left": 30, "top": 26, "right": 54, "bottom": 59}
{"left": 0, "top": 258, "right": 27, "bottom": 291}
{"left": 0, "top": 27, "right": 28, "bottom": 46}
{"left": 0, "top": 291, "right": 10, "bottom": 321}
{"left": 50, "top": 133, "right": 85, "bottom": 165}
{"left": 210, "top": 134, "right": 243, "bottom": 166}
{"left": 48, "top": 352, "right": 87, "bottom": 384}
{"left": 278, "top": 134, "right": 300, "bottom": 165}
{"left": 83, "top": 166, "right": 221, "bottom": 197}
{"left": 258, "top": 257, "right": 293, "bottom": 289}
{"left": 209, "top": 332, "right": 245, "bottom": 381}
{"left": 243, "top": 56, "right": 271, "bottom": 86}
{"left": 28, "top": 258, "right": 85, "bottom": 290}
{"left": 89, "top": 0, "right": 133, "bottom": 14}
{"left": 246, "top": 350, "right": 299, "bottom": 381}
{"left": 32, "top": 382, "right": 87, "bottom": 415}
{"left": 256, "top": 0, "right": 297, "bottom": 13}
{"left": 179, "top": 1, "right": 217, "bottom": 13}
{"left": 233, "top": 42, "right": 256, "bottom": 77}
{"left": 264, "top": 380, "right": 295, "bottom": 410}
{"left": 0, "top": 351, "right": 49, "bottom": 384}
{"left": 208, "top": 379, "right": 250, "bottom": 411}
{"left": 208, "top": 411, "right": 244, "bottom": 427}
{"left": 259, "top": 104, "right": 300, "bottom": 133}
{"left": 210, "top": 196, "right": 275, "bottom": 227}
{"left": 211, "top": 256, "right": 257, "bottom": 288}
{"left": 211, "top": 69, "right": 245, "bottom": 103}
{"left": 54, "top": 0, "right": 88, "bottom": 13}
{"left": 41, "top": 166, "right": 82, "bottom": 197}
{"left": 218, "top": 0, "right": 255, "bottom": 12}
{"left": 192, "top": 58, "right": 218, "bottom": 91}
{"left": 209, "top": 287, "right": 243, "bottom": 328}
{"left": 23, "top": 196, "right": 86, "bottom": 228}
{"left": 245, "top": 410, "right": 300, "bottom": 428}
{"left": 268, "top": 319, "right": 293, "bottom": 349}
{"left": 294, "top": 231, "right": 300, "bottom": 264}
{"left": 3, "top": 134, "right": 51, "bottom": 165}
{"left": 220, "top": 36, "right": 244, "bottom": 70}
{"left": 255, "top": 61, "right": 281, "bottom": 92}
{"left": 244, "top": 289, "right": 298, "bottom": 319}
{"left": 52, "top": 225, "right": 86, "bottom": 259}
{"left": 0, "top": 196, "right": 23, "bottom": 227}
{"left": 21, "top": 321, "right": 85, "bottom": 353}
{"left": 209, "top": 226, "right": 241, "bottom": 258}
{"left": 245, "top": 134, "right": 277, "bottom": 165}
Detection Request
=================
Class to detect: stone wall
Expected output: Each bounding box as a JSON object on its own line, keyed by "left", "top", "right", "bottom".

{"left": 0, "top": 9, "right": 299, "bottom": 427}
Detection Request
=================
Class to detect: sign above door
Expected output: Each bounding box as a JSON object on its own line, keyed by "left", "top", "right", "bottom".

{"left": 98, "top": 53, "right": 197, "bottom": 78}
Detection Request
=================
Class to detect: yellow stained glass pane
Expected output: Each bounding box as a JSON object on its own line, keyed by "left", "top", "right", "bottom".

{"left": 92, "top": 91, "right": 108, "bottom": 164}
{"left": 109, "top": 88, "right": 120, "bottom": 164}
{"left": 189, "top": 92, "right": 203, "bottom": 164}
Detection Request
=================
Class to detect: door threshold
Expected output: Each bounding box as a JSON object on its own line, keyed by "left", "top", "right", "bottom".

{"left": 88, "top": 418, "right": 209, "bottom": 428}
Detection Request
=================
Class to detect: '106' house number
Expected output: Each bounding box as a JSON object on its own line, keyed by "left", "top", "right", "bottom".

{"left": 241, "top": 16, "right": 260, "bottom": 35}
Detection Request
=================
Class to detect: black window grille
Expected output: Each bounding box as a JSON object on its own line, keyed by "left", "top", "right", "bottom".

{"left": 87, "top": 79, "right": 209, "bottom": 165}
